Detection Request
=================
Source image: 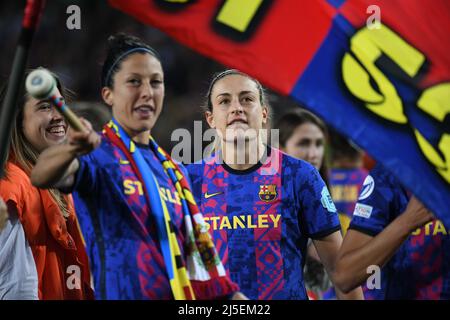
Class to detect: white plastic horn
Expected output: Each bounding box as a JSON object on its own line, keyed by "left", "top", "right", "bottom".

{"left": 25, "top": 68, "right": 58, "bottom": 99}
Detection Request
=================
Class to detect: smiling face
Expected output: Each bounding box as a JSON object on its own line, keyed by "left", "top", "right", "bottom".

{"left": 22, "top": 89, "right": 68, "bottom": 153}
{"left": 102, "top": 52, "right": 164, "bottom": 139}
{"left": 284, "top": 122, "right": 325, "bottom": 169}
{"left": 206, "top": 74, "right": 268, "bottom": 143}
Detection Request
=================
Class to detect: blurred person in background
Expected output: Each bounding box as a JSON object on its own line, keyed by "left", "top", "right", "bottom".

{"left": 276, "top": 109, "right": 334, "bottom": 300}
{"left": 277, "top": 109, "right": 329, "bottom": 185}
{"left": 328, "top": 131, "right": 368, "bottom": 235}
{"left": 71, "top": 102, "right": 112, "bottom": 132}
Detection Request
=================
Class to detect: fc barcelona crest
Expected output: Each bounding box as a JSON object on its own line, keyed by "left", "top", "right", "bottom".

{"left": 259, "top": 184, "right": 277, "bottom": 202}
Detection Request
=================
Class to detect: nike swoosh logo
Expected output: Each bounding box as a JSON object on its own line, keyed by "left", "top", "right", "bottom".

{"left": 205, "top": 191, "right": 223, "bottom": 199}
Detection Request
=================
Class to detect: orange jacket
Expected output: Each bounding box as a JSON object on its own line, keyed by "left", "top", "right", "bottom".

{"left": 0, "top": 162, "right": 94, "bottom": 300}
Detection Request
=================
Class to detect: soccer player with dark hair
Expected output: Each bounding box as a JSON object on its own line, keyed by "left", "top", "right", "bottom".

{"left": 31, "top": 34, "right": 243, "bottom": 300}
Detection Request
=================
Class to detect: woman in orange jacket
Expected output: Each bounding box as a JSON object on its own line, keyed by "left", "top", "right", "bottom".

{"left": 0, "top": 69, "right": 93, "bottom": 300}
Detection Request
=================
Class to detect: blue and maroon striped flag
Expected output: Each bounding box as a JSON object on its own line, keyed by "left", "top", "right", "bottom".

{"left": 109, "top": 0, "right": 450, "bottom": 227}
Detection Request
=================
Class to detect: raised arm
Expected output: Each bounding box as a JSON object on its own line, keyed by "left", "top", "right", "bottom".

{"left": 31, "top": 119, "right": 100, "bottom": 189}
{"left": 333, "top": 197, "right": 433, "bottom": 293}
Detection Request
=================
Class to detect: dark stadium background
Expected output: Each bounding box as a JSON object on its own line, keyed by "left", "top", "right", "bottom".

{"left": 0, "top": 0, "right": 301, "bottom": 158}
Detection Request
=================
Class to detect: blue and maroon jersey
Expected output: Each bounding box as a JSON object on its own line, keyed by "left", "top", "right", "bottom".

{"left": 71, "top": 134, "right": 188, "bottom": 300}
{"left": 329, "top": 167, "right": 368, "bottom": 236}
{"left": 329, "top": 168, "right": 368, "bottom": 218}
{"left": 349, "top": 164, "right": 450, "bottom": 300}
{"left": 186, "top": 147, "right": 341, "bottom": 300}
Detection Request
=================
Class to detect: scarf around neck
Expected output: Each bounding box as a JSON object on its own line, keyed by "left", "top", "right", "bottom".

{"left": 103, "top": 119, "right": 236, "bottom": 300}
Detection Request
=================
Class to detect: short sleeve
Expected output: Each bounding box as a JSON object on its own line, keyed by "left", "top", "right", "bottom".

{"left": 348, "top": 166, "right": 397, "bottom": 236}
{"left": 299, "top": 163, "right": 341, "bottom": 239}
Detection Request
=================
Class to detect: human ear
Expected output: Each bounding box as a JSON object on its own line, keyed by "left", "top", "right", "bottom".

{"left": 205, "top": 110, "right": 215, "bottom": 128}
{"left": 101, "top": 87, "right": 114, "bottom": 107}
{"left": 261, "top": 106, "right": 269, "bottom": 125}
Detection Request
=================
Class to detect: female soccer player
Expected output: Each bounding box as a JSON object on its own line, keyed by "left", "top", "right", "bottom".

{"left": 0, "top": 70, "right": 93, "bottom": 299}
{"left": 31, "top": 34, "right": 242, "bottom": 300}
{"left": 335, "top": 164, "right": 449, "bottom": 299}
{"left": 186, "top": 69, "right": 363, "bottom": 300}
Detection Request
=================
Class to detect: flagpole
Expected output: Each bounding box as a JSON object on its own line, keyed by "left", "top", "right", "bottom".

{"left": 0, "top": 0, "right": 46, "bottom": 177}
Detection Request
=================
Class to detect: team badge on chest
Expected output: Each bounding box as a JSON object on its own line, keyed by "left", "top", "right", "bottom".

{"left": 259, "top": 184, "right": 277, "bottom": 202}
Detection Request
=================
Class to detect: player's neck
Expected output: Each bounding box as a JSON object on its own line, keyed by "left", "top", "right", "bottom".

{"left": 221, "top": 139, "right": 266, "bottom": 171}
{"left": 129, "top": 130, "right": 150, "bottom": 145}
{"left": 116, "top": 119, "right": 151, "bottom": 145}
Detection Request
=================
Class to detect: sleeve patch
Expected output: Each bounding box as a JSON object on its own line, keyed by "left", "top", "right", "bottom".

{"left": 353, "top": 203, "right": 373, "bottom": 219}
{"left": 358, "top": 175, "right": 375, "bottom": 200}
{"left": 321, "top": 186, "right": 337, "bottom": 213}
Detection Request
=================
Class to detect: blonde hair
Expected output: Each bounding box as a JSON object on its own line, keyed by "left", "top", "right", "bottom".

{"left": 1, "top": 69, "right": 74, "bottom": 217}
